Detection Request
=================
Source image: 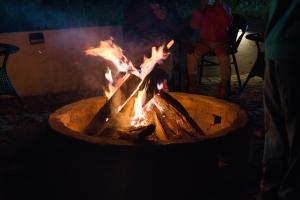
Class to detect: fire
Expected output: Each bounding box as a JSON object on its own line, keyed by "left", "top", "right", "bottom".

{"left": 131, "top": 88, "right": 147, "bottom": 127}
{"left": 85, "top": 38, "right": 174, "bottom": 128}
{"left": 139, "top": 45, "right": 165, "bottom": 79}
{"left": 157, "top": 82, "right": 164, "bottom": 91}
{"left": 85, "top": 37, "right": 135, "bottom": 73}
{"left": 104, "top": 68, "right": 114, "bottom": 99}
{"left": 85, "top": 38, "right": 138, "bottom": 99}
{"left": 166, "top": 39, "right": 174, "bottom": 49}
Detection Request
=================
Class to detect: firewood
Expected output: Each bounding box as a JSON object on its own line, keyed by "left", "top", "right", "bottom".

{"left": 152, "top": 110, "right": 168, "bottom": 141}
{"left": 83, "top": 74, "right": 142, "bottom": 136}
{"left": 152, "top": 105, "right": 181, "bottom": 140}
{"left": 117, "top": 124, "right": 155, "bottom": 143}
{"left": 83, "top": 66, "right": 163, "bottom": 136}
{"left": 158, "top": 91, "right": 204, "bottom": 137}
{"left": 151, "top": 92, "right": 204, "bottom": 140}
{"left": 83, "top": 64, "right": 204, "bottom": 143}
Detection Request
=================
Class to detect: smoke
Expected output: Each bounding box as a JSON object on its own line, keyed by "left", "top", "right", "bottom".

{"left": 46, "top": 26, "right": 124, "bottom": 95}
{"left": 0, "top": 1, "right": 126, "bottom": 96}
{"left": 0, "top": 1, "right": 169, "bottom": 96}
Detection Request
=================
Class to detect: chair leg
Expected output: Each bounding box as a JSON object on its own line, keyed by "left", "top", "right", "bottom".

{"left": 232, "top": 54, "right": 242, "bottom": 92}
{"left": 198, "top": 56, "right": 204, "bottom": 85}
{"left": 242, "top": 74, "right": 252, "bottom": 93}
{"left": 1, "top": 67, "right": 26, "bottom": 109}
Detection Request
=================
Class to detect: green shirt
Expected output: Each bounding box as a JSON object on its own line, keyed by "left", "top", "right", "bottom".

{"left": 265, "top": 0, "right": 300, "bottom": 61}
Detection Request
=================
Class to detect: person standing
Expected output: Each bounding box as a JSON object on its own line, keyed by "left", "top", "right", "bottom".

{"left": 258, "top": 1, "right": 300, "bottom": 200}
{"left": 123, "top": 0, "right": 191, "bottom": 92}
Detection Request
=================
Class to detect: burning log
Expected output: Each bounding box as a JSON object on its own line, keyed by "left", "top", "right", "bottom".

{"left": 118, "top": 124, "right": 155, "bottom": 143}
{"left": 83, "top": 73, "right": 142, "bottom": 136}
{"left": 83, "top": 71, "right": 204, "bottom": 143}
{"left": 158, "top": 91, "right": 203, "bottom": 136}
{"left": 83, "top": 39, "right": 168, "bottom": 137}
{"left": 83, "top": 66, "right": 165, "bottom": 137}
{"left": 151, "top": 91, "right": 204, "bottom": 141}
{"left": 82, "top": 38, "right": 204, "bottom": 143}
{"left": 152, "top": 110, "right": 168, "bottom": 141}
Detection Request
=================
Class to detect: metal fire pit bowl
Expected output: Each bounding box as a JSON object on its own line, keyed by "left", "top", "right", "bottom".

{"left": 49, "top": 92, "right": 248, "bottom": 146}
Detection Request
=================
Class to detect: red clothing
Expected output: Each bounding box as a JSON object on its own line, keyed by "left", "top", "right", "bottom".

{"left": 190, "top": 3, "right": 232, "bottom": 42}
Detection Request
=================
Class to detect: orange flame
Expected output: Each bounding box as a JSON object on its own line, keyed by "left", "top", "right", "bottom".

{"left": 131, "top": 88, "right": 147, "bottom": 127}
{"left": 85, "top": 38, "right": 174, "bottom": 126}
{"left": 104, "top": 68, "right": 114, "bottom": 98}
{"left": 85, "top": 37, "right": 135, "bottom": 73}
{"left": 139, "top": 45, "right": 166, "bottom": 79}
{"left": 167, "top": 39, "right": 174, "bottom": 49}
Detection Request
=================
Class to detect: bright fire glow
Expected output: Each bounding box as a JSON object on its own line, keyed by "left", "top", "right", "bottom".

{"left": 85, "top": 38, "right": 135, "bottom": 73}
{"left": 167, "top": 39, "right": 174, "bottom": 49}
{"left": 131, "top": 88, "right": 147, "bottom": 127}
{"left": 85, "top": 38, "right": 174, "bottom": 127}
{"left": 157, "top": 82, "right": 164, "bottom": 91}
{"left": 104, "top": 68, "right": 114, "bottom": 99}
{"left": 139, "top": 45, "right": 166, "bottom": 79}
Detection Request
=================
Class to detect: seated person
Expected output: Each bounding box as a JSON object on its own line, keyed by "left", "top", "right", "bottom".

{"left": 190, "top": 0, "right": 232, "bottom": 97}
{"left": 123, "top": 0, "right": 191, "bottom": 92}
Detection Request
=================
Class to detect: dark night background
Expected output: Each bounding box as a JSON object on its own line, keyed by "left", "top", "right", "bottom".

{"left": 0, "top": 0, "right": 269, "bottom": 33}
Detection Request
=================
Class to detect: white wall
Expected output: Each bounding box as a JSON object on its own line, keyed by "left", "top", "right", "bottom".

{"left": 0, "top": 26, "right": 123, "bottom": 96}
{"left": 1, "top": 27, "right": 257, "bottom": 97}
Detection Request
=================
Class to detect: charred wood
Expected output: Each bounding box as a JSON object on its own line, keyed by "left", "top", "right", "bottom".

{"left": 83, "top": 74, "right": 142, "bottom": 136}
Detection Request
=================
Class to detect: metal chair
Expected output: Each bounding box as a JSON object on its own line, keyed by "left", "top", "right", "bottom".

{"left": 0, "top": 43, "right": 25, "bottom": 107}
{"left": 197, "top": 13, "right": 248, "bottom": 92}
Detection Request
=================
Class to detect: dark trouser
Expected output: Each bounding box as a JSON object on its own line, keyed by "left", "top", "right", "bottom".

{"left": 123, "top": 35, "right": 188, "bottom": 92}
{"left": 194, "top": 41, "right": 231, "bottom": 83}
{"left": 259, "top": 60, "right": 300, "bottom": 200}
{"left": 168, "top": 41, "right": 189, "bottom": 92}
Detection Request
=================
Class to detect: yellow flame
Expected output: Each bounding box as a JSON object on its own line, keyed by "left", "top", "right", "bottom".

{"left": 167, "top": 39, "right": 174, "bottom": 49}
{"left": 104, "top": 68, "right": 114, "bottom": 98}
{"left": 85, "top": 38, "right": 136, "bottom": 73}
{"left": 85, "top": 39, "right": 173, "bottom": 126}
{"left": 139, "top": 45, "right": 166, "bottom": 79}
{"left": 131, "top": 88, "right": 147, "bottom": 127}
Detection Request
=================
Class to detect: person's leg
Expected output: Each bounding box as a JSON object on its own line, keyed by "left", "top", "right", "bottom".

{"left": 168, "top": 42, "right": 188, "bottom": 92}
{"left": 168, "top": 42, "right": 179, "bottom": 91}
{"left": 213, "top": 44, "right": 231, "bottom": 97}
{"left": 258, "top": 60, "right": 288, "bottom": 200}
{"left": 188, "top": 42, "right": 210, "bottom": 93}
{"left": 177, "top": 41, "right": 189, "bottom": 92}
{"left": 273, "top": 60, "right": 300, "bottom": 200}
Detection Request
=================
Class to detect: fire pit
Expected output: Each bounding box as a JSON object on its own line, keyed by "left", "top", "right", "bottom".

{"left": 49, "top": 92, "right": 247, "bottom": 145}
{"left": 49, "top": 38, "right": 247, "bottom": 145}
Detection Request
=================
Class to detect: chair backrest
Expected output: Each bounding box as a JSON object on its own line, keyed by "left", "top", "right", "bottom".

{"left": 228, "top": 14, "right": 248, "bottom": 53}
